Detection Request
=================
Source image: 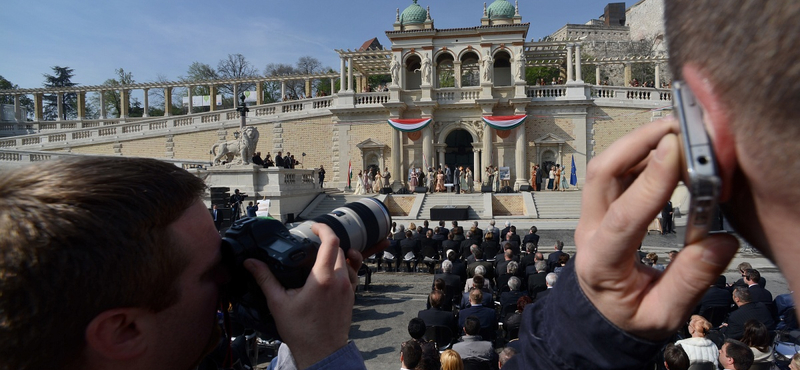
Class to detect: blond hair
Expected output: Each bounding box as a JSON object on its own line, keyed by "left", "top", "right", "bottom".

{"left": 440, "top": 349, "right": 464, "bottom": 370}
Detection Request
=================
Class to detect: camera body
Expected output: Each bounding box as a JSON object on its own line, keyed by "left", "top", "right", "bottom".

{"left": 220, "top": 197, "right": 392, "bottom": 338}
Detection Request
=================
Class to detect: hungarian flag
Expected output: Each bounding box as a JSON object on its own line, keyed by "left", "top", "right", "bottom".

{"left": 570, "top": 155, "right": 578, "bottom": 186}
{"left": 348, "top": 160, "right": 352, "bottom": 188}
{"left": 482, "top": 115, "right": 527, "bottom": 130}
{"left": 387, "top": 118, "right": 432, "bottom": 132}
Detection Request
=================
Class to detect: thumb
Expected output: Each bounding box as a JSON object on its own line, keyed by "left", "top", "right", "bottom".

{"left": 244, "top": 258, "right": 286, "bottom": 300}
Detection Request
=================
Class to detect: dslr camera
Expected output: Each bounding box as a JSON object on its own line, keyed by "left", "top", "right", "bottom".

{"left": 220, "top": 197, "right": 392, "bottom": 337}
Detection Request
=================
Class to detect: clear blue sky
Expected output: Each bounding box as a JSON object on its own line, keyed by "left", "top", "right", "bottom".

{"left": 1, "top": 0, "right": 618, "bottom": 89}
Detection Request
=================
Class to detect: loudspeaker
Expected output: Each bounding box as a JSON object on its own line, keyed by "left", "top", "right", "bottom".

{"left": 519, "top": 185, "right": 532, "bottom": 192}
{"left": 481, "top": 185, "right": 493, "bottom": 193}
{"left": 380, "top": 187, "right": 393, "bottom": 194}
{"left": 415, "top": 186, "right": 428, "bottom": 193}
{"left": 499, "top": 186, "right": 514, "bottom": 193}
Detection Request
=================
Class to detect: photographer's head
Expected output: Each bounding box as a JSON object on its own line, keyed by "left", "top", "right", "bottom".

{"left": 0, "top": 157, "right": 222, "bottom": 370}
{"left": 665, "top": 1, "right": 800, "bottom": 267}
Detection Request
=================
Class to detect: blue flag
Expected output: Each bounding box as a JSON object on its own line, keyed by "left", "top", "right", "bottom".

{"left": 570, "top": 155, "right": 578, "bottom": 186}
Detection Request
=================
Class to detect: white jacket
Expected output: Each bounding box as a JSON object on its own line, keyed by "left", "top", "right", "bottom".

{"left": 675, "top": 337, "right": 719, "bottom": 367}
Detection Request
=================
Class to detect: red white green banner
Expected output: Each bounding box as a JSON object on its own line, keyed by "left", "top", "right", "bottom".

{"left": 482, "top": 114, "right": 527, "bottom": 130}
{"left": 387, "top": 118, "right": 432, "bottom": 132}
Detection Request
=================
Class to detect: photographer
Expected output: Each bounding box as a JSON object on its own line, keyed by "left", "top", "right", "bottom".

{"left": 229, "top": 189, "right": 246, "bottom": 222}
{"left": 0, "top": 157, "right": 384, "bottom": 370}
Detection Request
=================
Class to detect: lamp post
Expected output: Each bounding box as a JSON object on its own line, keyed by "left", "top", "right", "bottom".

{"left": 237, "top": 92, "right": 249, "bottom": 129}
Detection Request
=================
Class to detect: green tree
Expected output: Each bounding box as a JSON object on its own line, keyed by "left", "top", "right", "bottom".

{"left": 525, "top": 66, "right": 560, "bottom": 85}
{"left": 0, "top": 75, "right": 34, "bottom": 120}
{"left": 42, "top": 66, "right": 78, "bottom": 120}
{"left": 94, "top": 68, "right": 135, "bottom": 118}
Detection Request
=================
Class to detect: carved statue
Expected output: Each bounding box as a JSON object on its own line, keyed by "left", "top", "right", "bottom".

{"left": 390, "top": 56, "right": 401, "bottom": 86}
{"left": 210, "top": 126, "right": 260, "bottom": 166}
{"left": 482, "top": 55, "right": 493, "bottom": 82}
{"left": 421, "top": 54, "right": 432, "bottom": 85}
{"left": 515, "top": 53, "right": 526, "bottom": 81}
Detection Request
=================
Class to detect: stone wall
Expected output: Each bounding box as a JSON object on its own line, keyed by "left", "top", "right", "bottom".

{"left": 589, "top": 106, "right": 668, "bottom": 155}
{"left": 492, "top": 194, "right": 524, "bottom": 216}
{"left": 385, "top": 194, "right": 415, "bottom": 216}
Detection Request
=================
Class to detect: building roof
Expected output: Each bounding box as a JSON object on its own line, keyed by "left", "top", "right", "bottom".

{"left": 400, "top": 0, "right": 427, "bottom": 25}
{"left": 487, "top": 0, "right": 515, "bottom": 19}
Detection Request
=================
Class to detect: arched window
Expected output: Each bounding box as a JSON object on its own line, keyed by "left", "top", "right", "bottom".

{"left": 405, "top": 55, "right": 422, "bottom": 90}
{"left": 436, "top": 53, "right": 455, "bottom": 88}
{"left": 493, "top": 51, "right": 512, "bottom": 86}
{"left": 460, "top": 52, "right": 480, "bottom": 87}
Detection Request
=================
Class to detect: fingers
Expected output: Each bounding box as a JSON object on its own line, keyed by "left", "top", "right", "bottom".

{"left": 310, "top": 223, "right": 342, "bottom": 277}
{"left": 580, "top": 118, "right": 679, "bottom": 234}
{"left": 244, "top": 258, "right": 286, "bottom": 302}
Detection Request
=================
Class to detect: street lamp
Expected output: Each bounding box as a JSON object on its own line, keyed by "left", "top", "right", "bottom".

{"left": 237, "top": 92, "right": 249, "bottom": 129}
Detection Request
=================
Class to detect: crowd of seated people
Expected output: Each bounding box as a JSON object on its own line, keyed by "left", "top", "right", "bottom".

{"left": 377, "top": 221, "right": 795, "bottom": 370}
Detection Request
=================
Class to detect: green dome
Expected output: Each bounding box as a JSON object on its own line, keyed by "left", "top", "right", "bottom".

{"left": 400, "top": 0, "right": 427, "bottom": 25}
{"left": 487, "top": 0, "right": 515, "bottom": 19}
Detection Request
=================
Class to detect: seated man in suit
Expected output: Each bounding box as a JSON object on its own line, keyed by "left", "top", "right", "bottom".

{"left": 460, "top": 232, "right": 475, "bottom": 259}
{"left": 697, "top": 275, "right": 734, "bottom": 314}
{"left": 744, "top": 269, "right": 773, "bottom": 304}
{"left": 720, "top": 286, "right": 776, "bottom": 340}
{"left": 524, "top": 252, "right": 545, "bottom": 277}
{"left": 420, "top": 230, "right": 441, "bottom": 274}
{"left": 546, "top": 241, "right": 565, "bottom": 272}
{"left": 461, "top": 273, "right": 494, "bottom": 308}
{"left": 418, "top": 290, "right": 457, "bottom": 335}
{"left": 467, "top": 249, "right": 495, "bottom": 281}
{"left": 442, "top": 233, "right": 461, "bottom": 260}
{"left": 453, "top": 316, "right": 497, "bottom": 364}
{"left": 519, "top": 242, "right": 537, "bottom": 274}
{"left": 458, "top": 289, "right": 498, "bottom": 333}
{"left": 534, "top": 273, "right": 558, "bottom": 302}
{"left": 399, "top": 339, "right": 422, "bottom": 370}
{"left": 495, "top": 249, "right": 516, "bottom": 283}
{"left": 508, "top": 226, "right": 521, "bottom": 247}
{"left": 527, "top": 260, "right": 549, "bottom": 298}
{"left": 443, "top": 250, "right": 468, "bottom": 286}
{"left": 499, "top": 276, "right": 527, "bottom": 319}
{"left": 435, "top": 260, "right": 462, "bottom": 292}
{"left": 521, "top": 226, "right": 540, "bottom": 248}
{"left": 400, "top": 230, "right": 421, "bottom": 272}
{"left": 470, "top": 221, "right": 484, "bottom": 243}
{"left": 730, "top": 262, "right": 767, "bottom": 289}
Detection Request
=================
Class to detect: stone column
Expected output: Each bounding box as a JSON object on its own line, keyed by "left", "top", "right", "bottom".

{"left": 595, "top": 65, "right": 601, "bottom": 85}
{"left": 281, "top": 81, "right": 286, "bottom": 100}
{"left": 330, "top": 78, "right": 336, "bottom": 95}
{"left": 142, "top": 89, "right": 149, "bottom": 117}
{"left": 655, "top": 64, "right": 661, "bottom": 88}
{"left": 575, "top": 44, "right": 582, "bottom": 82}
{"left": 13, "top": 94, "right": 22, "bottom": 122}
{"left": 34, "top": 93, "right": 43, "bottom": 122}
{"left": 422, "top": 124, "right": 434, "bottom": 171}
{"left": 77, "top": 92, "right": 86, "bottom": 120}
{"left": 566, "top": 44, "right": 574, "bottom": 83}
{"left": 624, "top": 63, "right": 632, "bottom": 87}
{"left": 431, "top": 62, "right": 438, "bottom": 88}
{"left": 356, "top": 77, "right": 362, "bottom": 94}
{"left": 187, "top": 86, "right": 193, "bottom": 114}
{"left": 514, "top": 125, "right": 529, "bottom": 190}
{"left": 339, "top": 58, "right": 346, "bottom": 92}
{"left": 120, "top": 89, "right": 129, "bottom": 118}
{"left": 163, "top": 88, "right": 171, "bottom": 117}
{"left": 473, "top": 148, "right": 481, "bottom": 183}
{"left": 256, "top": 82, "right": 263, "bottom": 105}
{"left": 56, "top": 93, "right": 63, "bottom": 121}
{"left": 438, "top": 148, "right": 446, "bottom": 171}
{"left": 305, "top": 78, "right": 311, "bottom": 98}
{"left": 209, "top": 85, "right": 217, "bottom": 112}
{"left": 454, "top": 61, "right": 462, "bottom": 88}
{"left": 100, "top": 90, "right": 107, "bottom": 119}
{"left": 347, "top": 57, "right": 354, "bottom": 92}
{"left": 233, "top": 84, "right": 239, "bottom": 109}
{"left": 482, "top": 123, "right": 492, "bottom": 169}
{"left": 392, "top": 128, "right": 402, "bottom": 188}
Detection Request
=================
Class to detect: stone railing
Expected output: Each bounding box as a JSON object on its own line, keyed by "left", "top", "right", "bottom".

{"left": 526, "top": 85, "right": 568, "bottom": 99}
{"left": 355, "top": 92, "right": 389, "bottom": 106}
{"left": 435, "top": 87, "right": 481, "bottom": 103}
{"left": 591, "top": 86, "right": 672, "bottom": 103}
{"left": 0, "top": 148, "right": 210, "bottom": 170}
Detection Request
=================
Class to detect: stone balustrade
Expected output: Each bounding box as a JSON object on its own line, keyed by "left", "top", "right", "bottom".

{"left": 591, "top": 85, "right": 672, "bottom": 103}
{"left": 0, "top": 148, "right": 210, "bottom": 171}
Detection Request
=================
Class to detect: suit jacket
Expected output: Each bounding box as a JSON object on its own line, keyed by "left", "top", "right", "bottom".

{"left": 720, "top": 302, "right": 776, "bottom": 340}
{"left": 522, "top": 233, "right": 540, "bottom": 247}
{"left": 400, "top": 238, "right": 421, "bottom": 259}
{"left": 420, "top": 238, "right": 440, "bottom": 259}
{"left": 486, "top": 226, "right": 500, "bottom": 240}
{"left": 467, "top": 261, "right": 495, "bottom": 280}
{"left": 418, "top": 308, "right": 457, "bottom": 334}
{"left": 434, "top": 272, "right": 462, "bottom": 291}
{"left": 527, "top": 272, "right": 548, "bottom": 298}
{"left": 748, "top": 285, "right": 773, "bottom": 304}
{"left": 457, "top": 304, "right": 497, "bottom": 331}
{"left": 698, "top": 286, "right": 734, "bottom": 314}
{"left": 547, "top": 250, "right": 565, "bottom": 271}
{"left": 461, "top": 289, "right": 494, "bottom": 308}
{"left": 519, "top": 254, "right": 536, "bottom": 275}
{"left": 442, "top": 239, "right": 461, "bottom": 257}
{"left": 451, "top": 260, "right": 468, "bottom": 285}
{"left": 452, "top": 335, "right": 496, "bottom": 363}
{"left": 471, "top": 228, "right": 484, "bottom": 243}
{"left": 499, "top": 290, "right": 527, "bottom": 315}
{"left": 732, "top": 277, "right": 767, "bottom": 289}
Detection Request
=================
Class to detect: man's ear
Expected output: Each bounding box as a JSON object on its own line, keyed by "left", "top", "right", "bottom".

{"left": 84, "top": 308, "right": 149, "bottom": 362}
{"left": 681, "top": 64, "right": 738, "bottom": 202}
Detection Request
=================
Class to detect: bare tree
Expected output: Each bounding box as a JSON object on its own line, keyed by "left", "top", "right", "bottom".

{"left": 217, "top": 53, "right": 258, "bottom": 99}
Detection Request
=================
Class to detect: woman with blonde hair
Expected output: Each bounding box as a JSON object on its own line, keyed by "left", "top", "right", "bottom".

{"left": 674, "top": 315, "right": 718, "bottom": 367}
{"left": 440, "top": 349, "right": 463, "bottom": 370}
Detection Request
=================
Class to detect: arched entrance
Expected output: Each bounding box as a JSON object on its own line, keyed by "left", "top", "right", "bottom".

{"left": 444, "top": 129, "right": 474, "bottom": 171}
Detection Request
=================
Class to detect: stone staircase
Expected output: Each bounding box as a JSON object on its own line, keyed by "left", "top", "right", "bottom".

{"left": 300, "top": 193, "right": 378, "bottom": 219}
{"left": 531, "top": 191, "right": 582, "bottom": 219}
{"left": 417, "top": 193, "right": 484, "bottom": 220}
